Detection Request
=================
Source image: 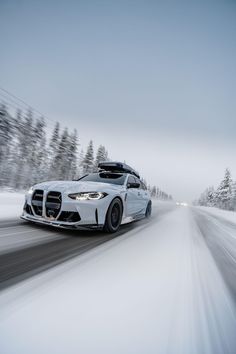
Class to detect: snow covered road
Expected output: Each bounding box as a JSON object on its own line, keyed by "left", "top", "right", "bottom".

{"left": 0, "top": 204, "right": 236, "bottom": 354}
{"left": 0, "top": 202, "right": 174, "bottom": 289}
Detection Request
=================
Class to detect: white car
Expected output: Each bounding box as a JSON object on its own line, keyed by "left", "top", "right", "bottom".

{"left": 21, "top": 162, "right": 152, "bottom": 233}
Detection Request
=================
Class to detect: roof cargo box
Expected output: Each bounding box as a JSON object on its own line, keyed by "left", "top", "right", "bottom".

{"left": 98, "top": 161, "right": 140, "bottom": 179}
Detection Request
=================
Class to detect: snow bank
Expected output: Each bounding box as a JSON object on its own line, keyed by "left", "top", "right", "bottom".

{"left": 0, "top": 192, "right": 25, "bottom": 220}
{"left": 197, "top": 206, "right": 236, "bottom": 225}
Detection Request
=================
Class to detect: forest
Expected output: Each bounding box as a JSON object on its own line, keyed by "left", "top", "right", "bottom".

{"left": 0, "top": 103, "right": 172, "bottom": 200}
{"left": 196, "top": 168, "right": 236, "bottom": 211}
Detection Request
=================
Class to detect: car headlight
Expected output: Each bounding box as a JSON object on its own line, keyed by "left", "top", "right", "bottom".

{"left": 28, "top": 186, "right": 34, "bottom": 195}
{"left": 68, "top": 192, "right": 108, "bottom": 200}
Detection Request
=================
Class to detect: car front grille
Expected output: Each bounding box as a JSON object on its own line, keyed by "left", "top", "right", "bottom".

{"left": 45, "top": 191, "right": 62, "bottom": 218}
{"left": 31, "top": 189, "right": 44, "bottom": 216}
{"left": 29, "top": 190, "right": 79, "bottom": 223}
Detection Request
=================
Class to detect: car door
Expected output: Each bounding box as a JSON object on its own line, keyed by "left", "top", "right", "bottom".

{"left": 126, "top": 175, "right": 140, "bottom": 216}
{"left": 139, "top": 180, "right": 150, "bottom": 214}
{"left": 133, "top": 177, "right": 147, "bottom": 214}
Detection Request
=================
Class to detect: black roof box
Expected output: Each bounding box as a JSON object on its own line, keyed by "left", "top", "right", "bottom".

{"left": 98, "top": 161, "right": 140, "bottom": 179}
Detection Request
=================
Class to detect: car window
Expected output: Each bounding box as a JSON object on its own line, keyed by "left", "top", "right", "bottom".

{"left": 134, "top": 177, "right": 141, "bottom": 188}
{"left": 78, "top": 173, "right": 126, "bottom": 185}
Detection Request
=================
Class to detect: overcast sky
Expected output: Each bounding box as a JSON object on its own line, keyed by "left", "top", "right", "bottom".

{"left": 1, "top": 0, "right": 236, "bottom": 201}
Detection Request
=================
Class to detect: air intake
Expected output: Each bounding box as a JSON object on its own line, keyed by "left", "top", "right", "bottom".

{"left": 31, "top": 189, "right": 44, "bottom": 216}
{"left": 45, "top": 191, "right": 62, "bottom": 218}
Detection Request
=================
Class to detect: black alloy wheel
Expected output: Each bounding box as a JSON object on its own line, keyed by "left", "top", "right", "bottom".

{"left": 104, "top": 198, "right": 123, "bottom": 233}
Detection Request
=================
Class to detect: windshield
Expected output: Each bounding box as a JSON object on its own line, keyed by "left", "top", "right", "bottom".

{"left": 78, "top": 172, "right": 126, "bottom": 185}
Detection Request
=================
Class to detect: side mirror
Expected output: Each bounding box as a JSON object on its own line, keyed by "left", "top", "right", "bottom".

{"left": 127, "top": 182, "right": 140, "bottom": 189}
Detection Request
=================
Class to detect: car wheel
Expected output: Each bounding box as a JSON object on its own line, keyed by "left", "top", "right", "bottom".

{"left": 145, "top": 201, "right": 152, "bottom": 218}
{"left": 104, "top": 198, "right": 123, "bottom": 233}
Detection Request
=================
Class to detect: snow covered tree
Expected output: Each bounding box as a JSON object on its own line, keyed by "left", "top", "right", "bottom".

{"left": 48, "top": 122, "right": 60, "bottom": 180}
{"left": 206, "top": 186, "right": 215, "bottom": 206}
{"left": 231, "top": 181, "right": 236, "bottom": 211}
{"left": 78, "top": 149, "right": 85, "bottom": 178}
{"left": 95, "top": 145, "right": 108, "bottom": 169}
{"left": 12, "top": 109, "right": 36, "bottom": 188}
{"left": 217, "top": 168, "right": 233, "bottom": 210}
{"left": 7, "top": 109, "right": 22, "bottom": 187}
{"left": 83, "top": 140, "right": 94, "bottom": 174}
{"left": 49, "top": 122, "right": 60, "bottom": 159}
{"left": 197, "top": 169, "right": 235, "bottom": 210}
{"left": 0, "top": 101, "right": 107, "bottom": 189}
{"left": 53, "top": 128, "right": 70, "bottom": 180}
{"left": 198, "top": 187, "right": 215, "bottom": 207}
{"left": 198, "top": 191, "right": 207, "bottom": 206}
{"left": 66, "top": 129, "right": 78, "bottom": 180}
{"left": 31, "top": 117, "right": 47, "bottom": 183}
{"left": 0, "top": 104, "right": 14, "bottom": 185}
{"left": 0, "top": 104, "right": 11, "bottom": 150}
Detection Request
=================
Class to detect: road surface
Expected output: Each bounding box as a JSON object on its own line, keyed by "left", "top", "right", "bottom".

{"left": 0, "top": 203, "right": 173, "bottom": 290}
{"left": 0, "top": 203, "right": 236, "bottom": 354}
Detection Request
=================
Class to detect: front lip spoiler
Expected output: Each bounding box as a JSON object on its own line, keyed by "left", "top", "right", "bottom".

{"left": 21, "top": 215, "right": 103, "bottom": 231}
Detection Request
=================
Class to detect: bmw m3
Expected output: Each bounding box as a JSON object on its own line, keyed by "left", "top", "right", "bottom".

{"left": 21, "top": 162, "right": 152, "bottom": 233}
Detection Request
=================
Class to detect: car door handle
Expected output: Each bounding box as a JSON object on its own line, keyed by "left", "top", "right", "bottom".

{"left": 138, "top": 192, "right": 141, "bottom": 196}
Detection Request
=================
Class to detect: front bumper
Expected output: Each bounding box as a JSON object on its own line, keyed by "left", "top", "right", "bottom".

{"left": 23, "top": 190, "right": 113, "bottom": 230}
{"left": 21, "top": 214, "right": 104, "bottom": 230}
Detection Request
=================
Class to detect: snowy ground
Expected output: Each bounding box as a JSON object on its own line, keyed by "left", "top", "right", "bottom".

{"left": 197, "top": 205, "right": 236, "bottom": 224}
{"left": 0, "top": 200, "right": 236, "bottom": 354}
{"left": 0, "top": 191, "right": 25, "bottom": 220}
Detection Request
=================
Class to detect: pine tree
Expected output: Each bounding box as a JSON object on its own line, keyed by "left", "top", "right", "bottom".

{"left": 95, "top": 145, "right": 107, "bottom": 169}
{"left": 66, "top": 129, "right": 78, "bottom": 180}
{"left": 217, "top": 168, "right": 232, "bottom": 210}
{"left": 22, "top": 109, "right": 36, "bottom": 187}
{"left": 54, "top": 128, "right": 70, "bottom": 180}
{"left": 206, "top": 186, "right": 215, "bottom": 206}
{"left": 231, "top": 181, "right": 236, "bottom": 211}
{"left": 7, "top": 109, "right": 22, "bottom": 187}
{"left": 0, "top": 104, "right": 13, "bottom": 185}
{"left": 0, "top": 103, "right": 115, "bottom": 189}
{"left": 32, "top": 117, "right": 47, "bottom": 183}
{"left": 49, "top": 122, "right": 60, "bottom": 158}
{"left": 78, "top": 149, "right": 85, "bottom": 177}
{"left": 83, "top": 140, "right": 94, "bottom": 174}
{"left": 1, "top": 106, "right": 16, "bottom": 186}
{"left": 48, "top": 122, "right": 60, "bottom": 179}
{"left": 11, "top": 109, "right": 35, "bottom": 188}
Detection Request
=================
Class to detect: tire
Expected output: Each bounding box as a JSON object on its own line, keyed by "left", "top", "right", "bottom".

{"left": 103, "top": 198, "right": 123, "bottom": 233}
{"left": 145, "top": 200, "right": 152, "bottom": 218}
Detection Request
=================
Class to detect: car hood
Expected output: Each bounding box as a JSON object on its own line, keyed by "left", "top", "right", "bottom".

{"left": 32, "top": 180, "right": 124, "bottom": 194}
